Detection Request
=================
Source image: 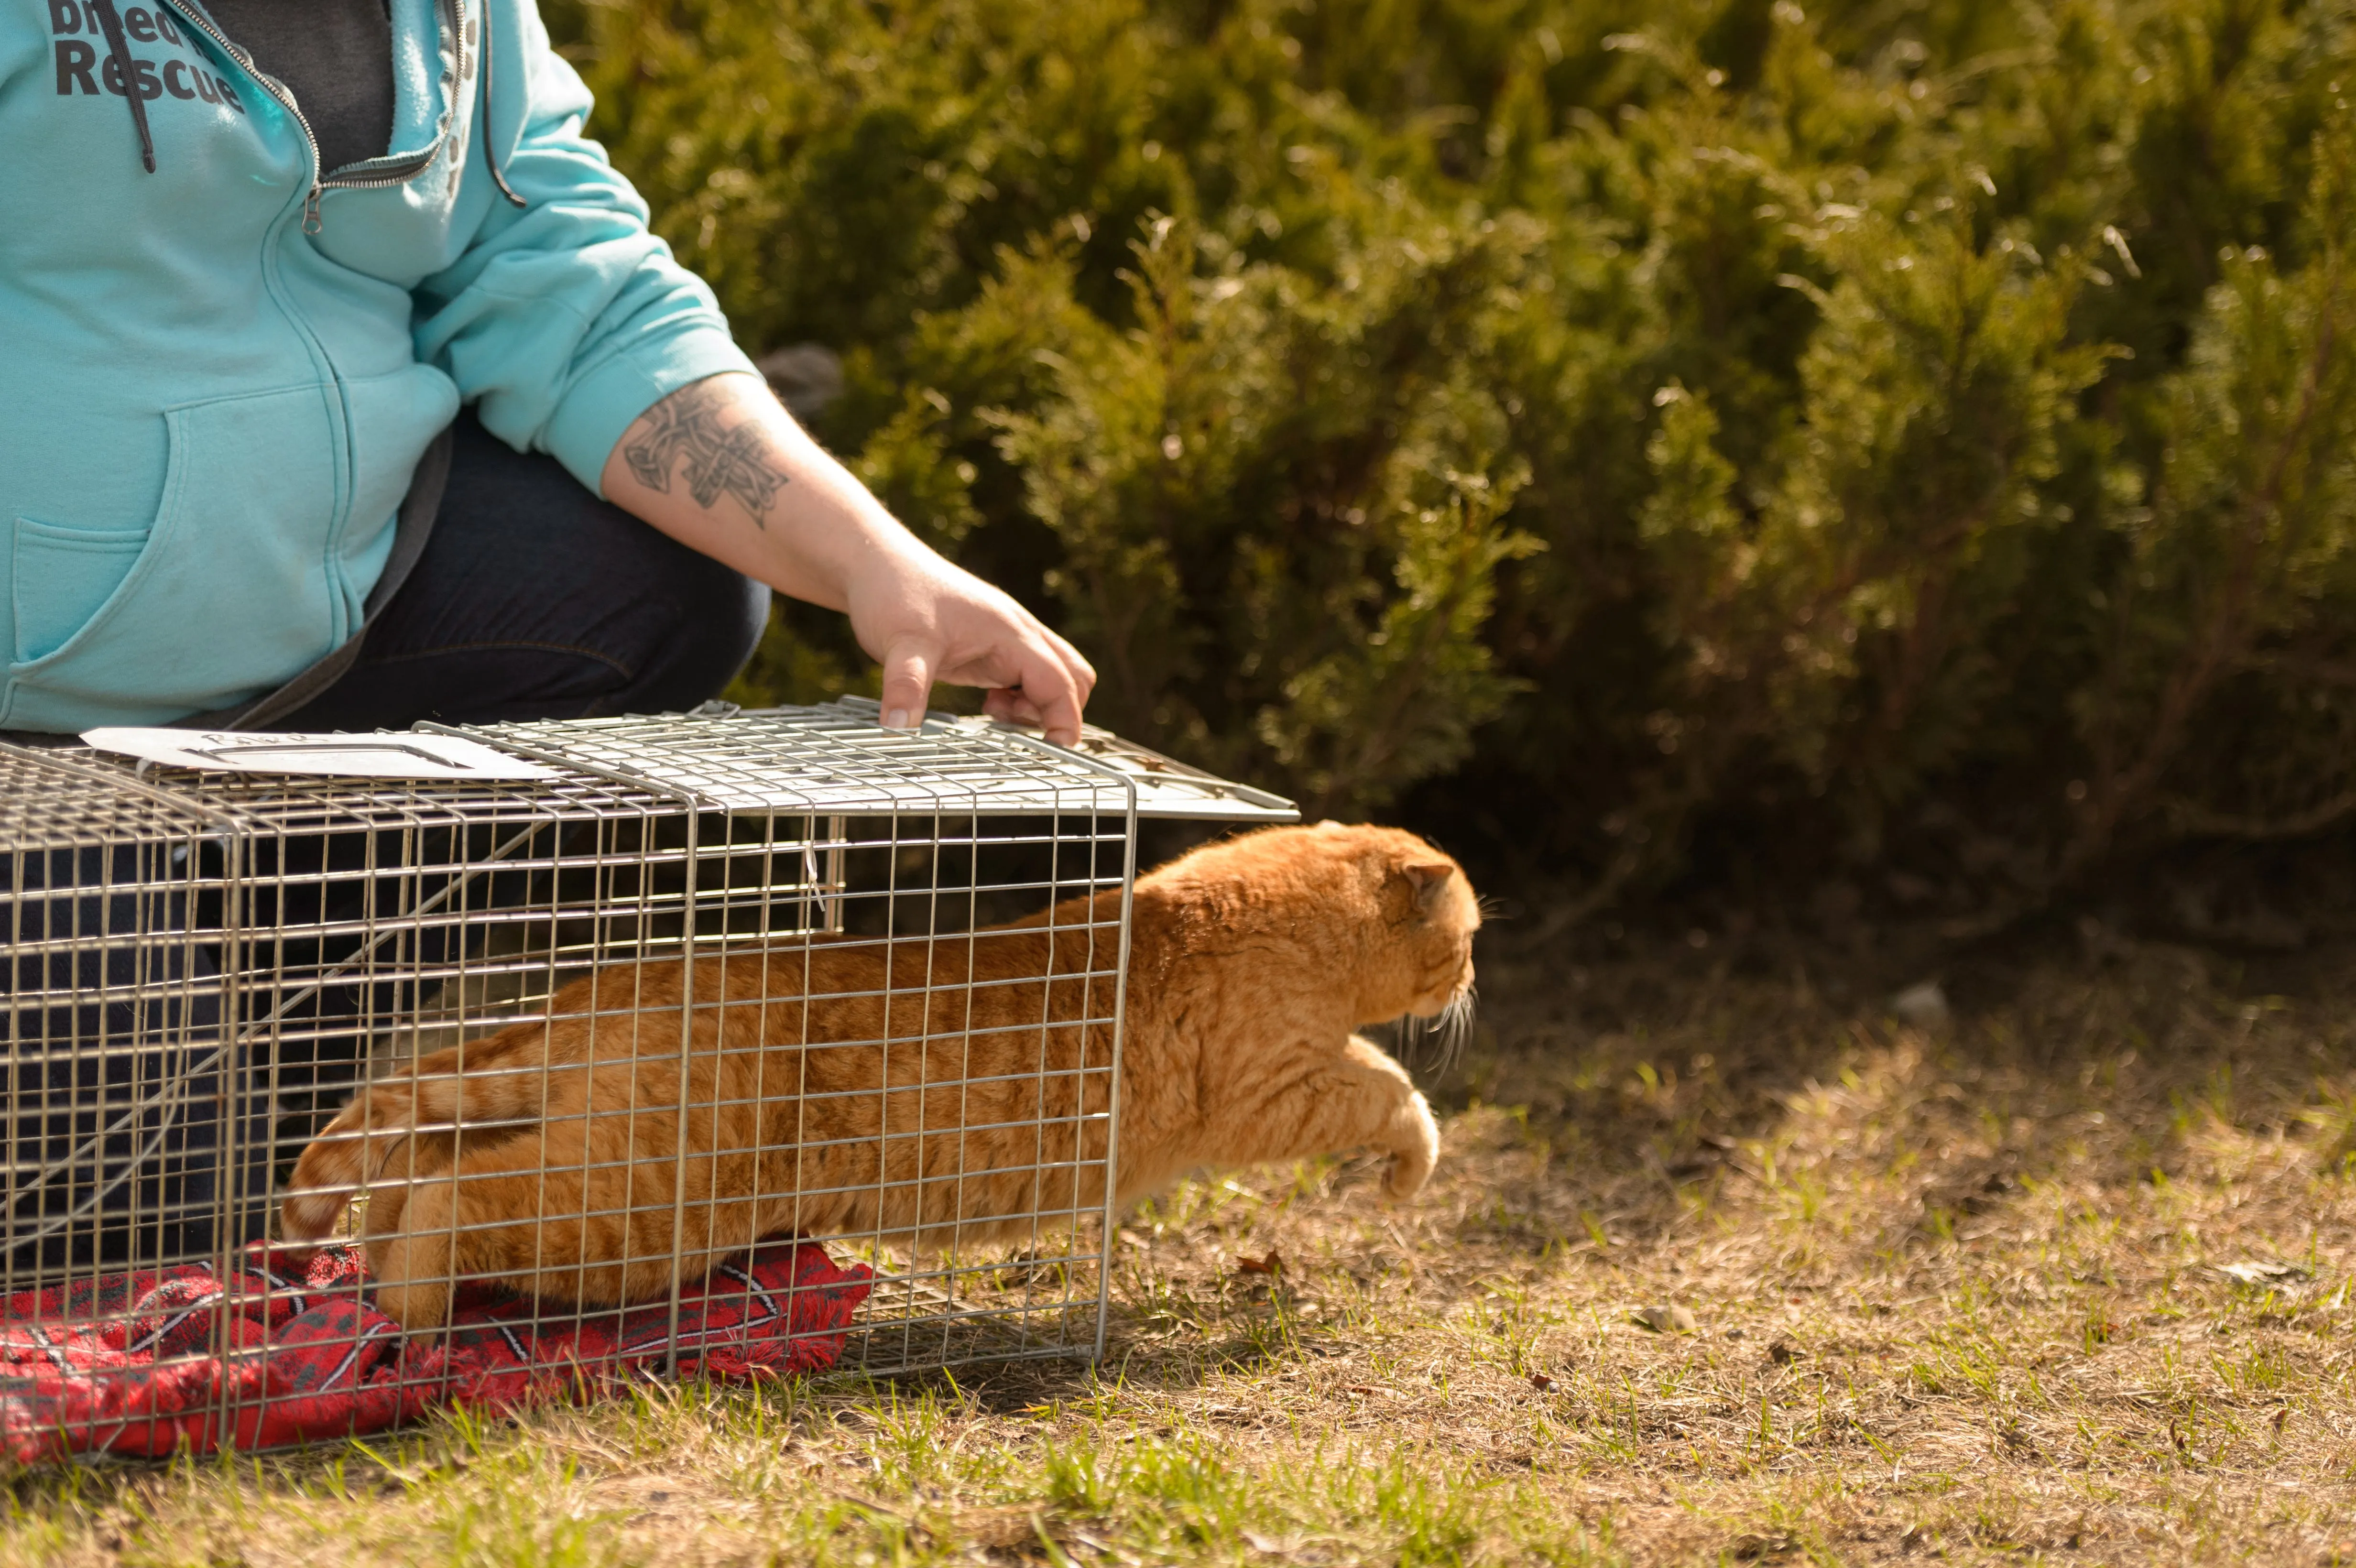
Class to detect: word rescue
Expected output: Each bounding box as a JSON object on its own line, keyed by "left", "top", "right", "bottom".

{"left": 48, "top": 2, "right": 247, "bottom": 111}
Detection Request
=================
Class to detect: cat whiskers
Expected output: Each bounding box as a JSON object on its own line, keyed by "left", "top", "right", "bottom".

{"left": 1401, "top": 983, "right": 1478, "bottom": 1074}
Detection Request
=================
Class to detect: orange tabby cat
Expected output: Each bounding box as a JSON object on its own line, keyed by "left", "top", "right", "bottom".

{"left": 280, "top": 822, "right": 1477, "bottom": 1331}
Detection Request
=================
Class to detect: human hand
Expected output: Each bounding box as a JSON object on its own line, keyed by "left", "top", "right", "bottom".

{"left": 842, "top": 542, "right": 1096, "bottom": 744}
{"left": 601, "top": 372, "right": 1095, "bottom": 744}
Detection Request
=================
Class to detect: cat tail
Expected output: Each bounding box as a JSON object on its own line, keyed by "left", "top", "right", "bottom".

{"left": 279, "top": 1078, "right": 426, "bottom": 1243}
{"left": 279, "top": 1055, "right": 544, "bottom": 1242}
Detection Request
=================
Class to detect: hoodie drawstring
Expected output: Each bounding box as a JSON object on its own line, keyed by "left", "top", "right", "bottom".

{"left": 92, "top": 1, "right": 522, "bottom": 205}
{"left": 477, "top": 0, "right": 525, "bottom": 209}
{"left": 90, "top": 0, "right": 156, "bottom": 174}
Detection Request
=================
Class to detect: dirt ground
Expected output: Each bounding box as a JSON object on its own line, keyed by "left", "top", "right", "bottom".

{"left": 9, "top": 915, "right": 2356, "bottom": 1566}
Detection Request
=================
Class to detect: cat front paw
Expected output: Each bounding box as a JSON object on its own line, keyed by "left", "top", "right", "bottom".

{"left": 1380, "top": 1091, "right": 1440, "bottom": 1201}
{"left": 1383, "top": 1149, "right": 1433, "bottom": 1201}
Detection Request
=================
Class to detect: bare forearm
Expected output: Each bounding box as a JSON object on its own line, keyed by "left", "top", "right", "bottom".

{"left": 599, "top": 371, "right": 917, "bottom": 610}
{"left": 600, "top": 372, "right": 1095, "bottom": 740}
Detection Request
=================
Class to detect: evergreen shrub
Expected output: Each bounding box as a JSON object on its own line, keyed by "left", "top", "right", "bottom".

{"left": 554, "top": 0, "right": 2356, "bottom": 909}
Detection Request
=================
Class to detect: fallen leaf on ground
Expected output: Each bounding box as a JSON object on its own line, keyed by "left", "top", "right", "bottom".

{"left": 949, "top": 1508, "right": 1042, "bottom": 1550}
{"left": 1889, "top": 981, "right": 1952, "bottom": 1028}
{"left": 1633, "top": 1304, "right": 1699, "bottom": 1333}
{"left": 1238, "top": 1250, "right": 1284, "bottom": 1276}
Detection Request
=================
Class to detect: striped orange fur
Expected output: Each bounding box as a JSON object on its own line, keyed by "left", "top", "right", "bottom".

{"left": 281, "top": 823, "right": 1476, "bottom": 1331}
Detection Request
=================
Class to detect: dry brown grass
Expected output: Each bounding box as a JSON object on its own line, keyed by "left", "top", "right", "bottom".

{"left": 10, "top": 926, "right": 2356, "bottom": 1566}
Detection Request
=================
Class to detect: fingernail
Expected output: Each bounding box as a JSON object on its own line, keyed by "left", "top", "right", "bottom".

{"left": 883, "top": 708, "right": 914, "bottom": 731}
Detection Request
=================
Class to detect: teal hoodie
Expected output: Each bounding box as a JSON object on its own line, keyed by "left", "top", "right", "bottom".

{"left": 0, "top": 0, "right": 757, "bottom": 731}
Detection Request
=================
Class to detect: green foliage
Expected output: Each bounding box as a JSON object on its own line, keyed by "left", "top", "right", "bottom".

{"left": 558, "top": 0, "right": 2356, "bottom": 898}
{"left": 2074, "top": 109, "right": 2356, "bottom": 858}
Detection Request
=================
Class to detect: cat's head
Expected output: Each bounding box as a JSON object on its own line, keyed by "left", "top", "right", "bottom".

{"left": 1320, "top": 821, "right": 1482, "bottom": 1027}
{"left": 1186, "top": 821, "right": 1481, "bottom": 1026}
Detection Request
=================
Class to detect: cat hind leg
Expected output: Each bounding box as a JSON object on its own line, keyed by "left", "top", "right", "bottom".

{"left": 360, "top": 1161, "right": 548, "bottom": 1334}
{"left": 366, "top": 1175, "right": 456, "bottom": 1334}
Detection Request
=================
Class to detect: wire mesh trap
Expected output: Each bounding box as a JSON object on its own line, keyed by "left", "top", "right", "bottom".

{"left": 0, "top": 700, "right": 1295, "bottom": 1457}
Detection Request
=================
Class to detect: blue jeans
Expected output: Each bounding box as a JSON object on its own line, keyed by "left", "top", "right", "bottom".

{"left": 5, "top": 413, "right": 770, "bottom": 1274}
{"left": 283, "top": 410, "right": 770, "bottom": 729}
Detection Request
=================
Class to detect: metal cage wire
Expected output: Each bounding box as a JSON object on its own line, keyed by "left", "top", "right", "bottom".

{"left": 0, "top": 701, "right": 1293, "bottom": 1454}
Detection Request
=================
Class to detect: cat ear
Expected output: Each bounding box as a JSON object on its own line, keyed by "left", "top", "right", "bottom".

{"left": 1401, "top": 860, "right": 1455, "bottom": 913}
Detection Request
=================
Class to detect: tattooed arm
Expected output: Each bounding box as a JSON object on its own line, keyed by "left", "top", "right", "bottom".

{"left": 601, "top": 372, "right": 1094, "bottom": 742}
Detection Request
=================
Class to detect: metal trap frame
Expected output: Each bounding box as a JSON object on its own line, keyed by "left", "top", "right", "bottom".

{"left": 0, "top": 700, "right": 1293, "bottom": 1456}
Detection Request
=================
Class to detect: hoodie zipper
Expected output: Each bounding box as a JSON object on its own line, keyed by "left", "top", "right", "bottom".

{"left": 151, "top": 0, "right": 470, "bottom": 646}
{"left": 161, "top": 0, "right": 461, "bottom": 233}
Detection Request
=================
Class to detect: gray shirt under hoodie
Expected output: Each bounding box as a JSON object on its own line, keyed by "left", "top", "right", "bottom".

{"left": 204, "top": 0, "right": 394, "bottom": 173}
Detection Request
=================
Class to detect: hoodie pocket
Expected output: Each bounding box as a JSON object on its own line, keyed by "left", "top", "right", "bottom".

{"left": 3, "top": 384, "right": 341, "bottom": 729}
{"left": 12, "top": 521, "right": 151, "bottom": 665}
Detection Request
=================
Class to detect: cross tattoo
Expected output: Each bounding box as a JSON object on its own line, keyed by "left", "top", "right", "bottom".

{"left": 622, "top": 382, "right": 790, "bottom": 524}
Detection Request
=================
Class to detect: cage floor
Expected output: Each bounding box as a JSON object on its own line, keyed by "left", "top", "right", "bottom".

{"left": 839, "top": 1261, "right": 1103, "bottom": 1374}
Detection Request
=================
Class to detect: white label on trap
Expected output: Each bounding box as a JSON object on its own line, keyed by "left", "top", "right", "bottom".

{"left": 81, "top": 729, "right": 560, "bottom": 782}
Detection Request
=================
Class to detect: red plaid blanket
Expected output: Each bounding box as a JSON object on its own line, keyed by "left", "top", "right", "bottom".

{"left": 0, "top": 1241, "right": 873, "bottom": 1462}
